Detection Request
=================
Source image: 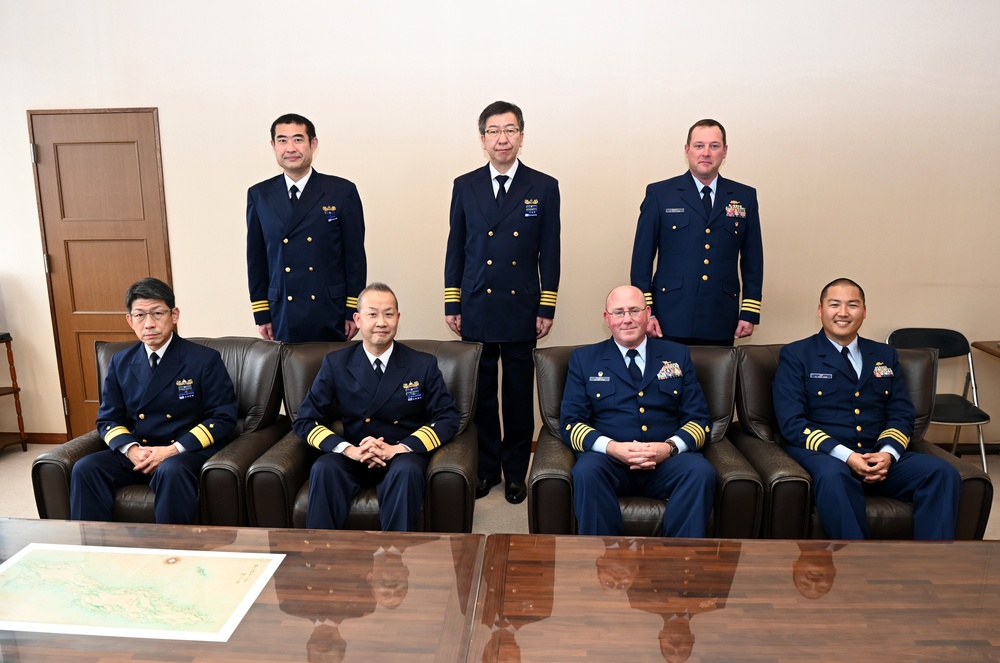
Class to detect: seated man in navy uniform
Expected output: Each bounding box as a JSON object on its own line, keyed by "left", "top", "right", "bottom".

{"left": 294, "top": 282, "right": 461, "bottom": 532}
{"left": 560, "top": 285, "right": 716, "bottom": 537}
{"left": 70, "top": 277, "right": 238, "bottom": 524}
{"left": 773, "top": 277, "right": 961, "bottom": 539}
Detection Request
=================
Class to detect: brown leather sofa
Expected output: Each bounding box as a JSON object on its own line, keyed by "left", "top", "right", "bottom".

{"left": 246, "top": 339, "right": 481, "bottom": 533}
{"left": 730, "top": 344, "right": 993, "bottom": 539}
{"left": 527, "top": 345, "right": 763, "bottom": 538}
{"left": 31, "top": 337, "right": 288, "bottom": 525}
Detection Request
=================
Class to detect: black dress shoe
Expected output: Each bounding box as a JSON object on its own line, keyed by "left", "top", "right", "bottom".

{"left": 475, "top": 476, "right": 501, "bottom": 499}
{"left": 505, "top": 481, "right": 527, "bottom": 504}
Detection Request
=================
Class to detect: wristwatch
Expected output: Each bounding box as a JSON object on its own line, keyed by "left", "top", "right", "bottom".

{"left": 666, "top": 440, "right": 679, "bottom": 457}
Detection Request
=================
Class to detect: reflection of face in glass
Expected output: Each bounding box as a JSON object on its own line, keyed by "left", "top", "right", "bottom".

{"left": 307, "top": 623, "right": 346, "bottom": 663}
{"left": 659, "top": 615, "right": 695, "bottom": 663}
{"left": 792, "top": 548, "right": 838, "bottom": 599}
{"left": 367, "top": 550, "right": 410, "bottom": 609}
{"left": 596, "top": 540, "right": 640, "bottom": 594}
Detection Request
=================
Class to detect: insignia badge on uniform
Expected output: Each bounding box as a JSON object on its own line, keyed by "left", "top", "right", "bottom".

{"left": 403, "top": 381, "right": 423, "bottom": 401}
{"left": 524, "top": 199, "right": 538, "bottom": 217}
{"left": 323, "top": 205, "right": 338, "bottom": 222}
{"left": 589, "top": 375, "right": 610, "bottom": 382}
{"left": 657, "top": 361, "right": 682, "bottom": 380}
{"left": 809, "top": 373, "right": 834, "bottom": 379}
{"left": 176, "top": 378, "right": 195, "bottom": 400}
{"left": 664, "top": 208, "right": 684, "bottom": 213}
{"left": 725, "top": 201, "right": 746, "bottom": 218}
{"left": 873, "top": 363, "right": 894, "bottom": 378}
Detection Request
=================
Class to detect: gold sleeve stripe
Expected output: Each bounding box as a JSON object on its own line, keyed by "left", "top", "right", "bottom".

{"left": 681, "top": 421, "right": 707, "bottom": 448}
{"left": 879, "top": 428, "right": 910, "bottom": 449}
{"left": 567, "top": 423, "right": 596, "bottom": 452}
{"left": 306, "top": 425, "right": 335, "bottom": 449}
{"left": 251, "top": 300, "right": 270, "bottom": 312}
{"left": 346, "top": 296, "right": 359, "bottom": 310}
{"left": 411, "top": 425, "right": 443, "bottom": 451}
{"left": 444, "top": 287, "right": 462, "bottom": 303}
{"left": 804, "top": 428, "right": 831, "bottom": 451}
{"left": 189, "top": 424, "right": 215, "bottom": 449}
{"left": 741, "top": 299, "right": 762, "bottom": 312}
{"left": 644, "top": 292, "right": 654, "bottom": 306}
{"left": 104, "top": 426, "right": 130, "bottom": 444}
{"left": 539, "top": 291, "right": 558, "bottom": 306}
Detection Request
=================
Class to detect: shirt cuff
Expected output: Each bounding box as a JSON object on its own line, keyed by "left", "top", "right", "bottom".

{"left": 333, "top": 441, "right": 351, "bottom": 454}
{"left": 173, "top": 442, "right": 185, "bottom": 454}
{"left": 593, "top": 436, "right": 612, "bottom": 454}
{"left": 831, "top": 444, "right": 854, "bottom": 462}
{"left": 670, "top": 435, "right": 688, "bottom": 454}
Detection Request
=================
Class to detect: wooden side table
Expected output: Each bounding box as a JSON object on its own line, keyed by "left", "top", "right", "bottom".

{"left": 0, "top": 333, "right": 28, "bottom": 452}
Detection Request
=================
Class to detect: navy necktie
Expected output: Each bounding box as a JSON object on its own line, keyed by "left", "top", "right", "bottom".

{"left": 495, "top": 175, "right": 509, "bottom": 208}
{"left": 289, "top": 184, "right": 299, "bottom": 207}
{"left": 701, "top": 185, "right": 713, "bottom": 218}
{"left": 150, "top": 352, "right": 159, "bottom": 372}
{"left": 626, "top": 349, "right": 642, "bottom": 386}
{"left": 374, "top": 357, "right": 384, "bottom": 380}
{"left": 841, "top": 346, "right": 858, "bottom": 382}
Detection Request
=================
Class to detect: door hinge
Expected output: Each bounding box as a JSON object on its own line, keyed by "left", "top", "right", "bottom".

{"left": 30, "top": 143, "right": 37, "bottom": 165}
{"left": 63, "top": 397, "right": 69, "bottom": 416}
{"left": 43, "top": 254, "right": 50, "bottom": 274}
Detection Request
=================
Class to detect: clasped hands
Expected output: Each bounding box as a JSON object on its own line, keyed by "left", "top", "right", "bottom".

{"left": 607, "top": 440, "right": 674, "bottom": 470}
{"left": 847, "top": 451, "right": 893, "bottom": 483}
{"left": 126, "top": 444, "right": 179, "bottom": 475}
{"left": 344, "top": 436, "right": 408, "bottom": 468}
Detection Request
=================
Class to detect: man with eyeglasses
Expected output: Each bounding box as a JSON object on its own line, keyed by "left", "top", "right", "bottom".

{"left": 70, "top": 277, "right": 238, "bottom": 524}
{"left": 631, "top": 119, "right": 763, "bottom": 346}
{"left": 560, "top": 285, "right": 715, "bottom": 537}
{"left": 246, "top": 113, "right": 367, "bottom": 343}
{"left": 444, "top": 100, "right": 561, "bottom": 505}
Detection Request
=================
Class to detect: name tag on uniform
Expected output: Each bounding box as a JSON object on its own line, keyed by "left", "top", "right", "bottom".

{"left": 589, "top": 375, "right": 610, "bottom": 382}
{"left": 524, "top": 199, "right": 538, "bottom": 217}
{"left": 809, "top": 373, "right": 833, "bottom": 379}
{"left": 176, "top": 379, "right": 195, "bottom": 399}
{"left": 664, "top": 208, "right": 684, "bottom": 213}
{"left": 323, "top": 205, "right": 338, "bottom": 222}
{"left": 403, "top": 381, "right": 422, "bottom": 401}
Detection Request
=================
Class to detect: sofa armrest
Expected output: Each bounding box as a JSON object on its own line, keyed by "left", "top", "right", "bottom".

{"left": 527, "top": 430, "right": 576, "bottom": 534}
{"left": 701, "top": 437, "right": 763, "bottom": 538}
{"left": 424, "top": 426, "right": 478, "bottom": 533}
{"left": 201, "top": 415, "right": 291, "bottom": 527}
{"left": 31, "top": 432, "right": 106, "bottom": 520}
{"left": 910, "top": 440, "right": 993, "bottom": 540}
{"left": 727, "top": 425, "right": 812, "bottom": 538}
{"left": 247, "top": 431, "right": 318, "bottom": 527}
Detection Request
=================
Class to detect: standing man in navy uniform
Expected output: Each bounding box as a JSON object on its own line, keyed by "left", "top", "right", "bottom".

{"left": 247, "top": 113, "right": 366, "bottom": 343}
{"left": 444, "top": 101, "right": 561, "bottom": 504}
{"left": 70, "top": 278, "right": 238, "bottom": 524}
{"left": 294, "top": 283, "right": 460, "bottom": 532}
{"left": 631, "top": 119, "right": 762, "bottom": 346}
{"left": 773, "top": 278, "right": 960, "bottom": 539}
{"left": 560, "top": 286, "right": 716, "bottom": 537}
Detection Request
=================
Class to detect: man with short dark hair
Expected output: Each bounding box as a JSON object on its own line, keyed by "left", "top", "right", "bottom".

{"left": 631, "top": 119, "right": 763, "bottom": 346}
{"left": 560, "top": 285, "right": 716, "bottom": 537}
{"left": 773, "top": 278, "right": 961, "bottom": 539}
{"left": 444, "top": 100, "right": 561, "bottom": 504}
{"left": 247, "top": 113, "right": 367, "bottom": 343}
{"left": 70, "top": 277, "right": 238, "bottom": 524}
{"left": 294, "top": 283, "right": 460, "bottom": 531}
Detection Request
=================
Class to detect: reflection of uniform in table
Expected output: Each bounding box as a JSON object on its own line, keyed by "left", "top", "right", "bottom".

{"left": 0, "top": 333, "right": 27, "bottom": 452}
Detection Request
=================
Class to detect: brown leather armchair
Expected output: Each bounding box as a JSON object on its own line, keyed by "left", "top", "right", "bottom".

{"left": 31, "top": 337, "right": 288, "bottom": 525}
{"left": 246, "top": 340, "right": 481, "bottom": 532}
{"left": 730, "top": 344, "right": 993, "bottom": 539}
{"left": 527, "top": 345, "right": 763, "bottom": 538}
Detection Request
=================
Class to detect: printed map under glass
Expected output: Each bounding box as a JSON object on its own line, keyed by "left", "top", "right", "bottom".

{"left": 0, "top": 543, "right": 284, "bottom": 641}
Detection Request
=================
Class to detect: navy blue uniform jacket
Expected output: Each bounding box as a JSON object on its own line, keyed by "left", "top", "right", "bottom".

{"left": 97, "top": 335, "right": 238, "bottom": 452}
{"left": 294, "top": 343, "right": 460, "bottom": 454}
{"left": 773, "top": 331, "right": 913, "bottom": 456}
{"left": 560, "top": 338, "right": 711, "bottom": 452}
{"left": 247, "top": 171, "right": 366, "bottom": 342}
{"left": 444, "top": 162, "right": 560, "bottom": 343}
{"left": 631, "top": 173, "right": 763, "bottom": 340}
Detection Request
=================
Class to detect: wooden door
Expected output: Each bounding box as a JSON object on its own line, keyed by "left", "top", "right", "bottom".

{"left": 29, "top": 109, "right": 172, "bottom": 438}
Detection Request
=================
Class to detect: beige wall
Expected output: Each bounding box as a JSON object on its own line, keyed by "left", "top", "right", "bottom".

{"left": 1, "top": 1, "right": 999, "bottom": 446}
